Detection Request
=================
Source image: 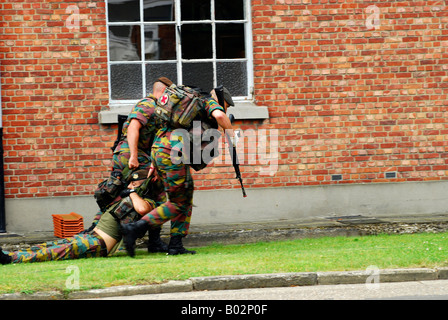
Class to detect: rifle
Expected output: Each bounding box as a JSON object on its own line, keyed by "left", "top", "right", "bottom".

{"left": 111, "top": 114, "right": 128, "bottom": 152}
{"left": 214, "top": 86, "right": 247, "bottom": 198}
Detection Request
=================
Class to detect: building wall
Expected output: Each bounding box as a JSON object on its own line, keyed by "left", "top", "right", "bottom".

{"left": 1, "top": 0, "right": 447, "bottom": 232}
{"left": 1, "top": 0, "right": 113, "bottom": 200}
{"left": 250, "top": 0, "right": 448, "bottom": 185}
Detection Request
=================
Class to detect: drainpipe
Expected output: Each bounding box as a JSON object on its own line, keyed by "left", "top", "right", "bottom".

{"left": 0, "top": 69, "right": 5, "bottom": 233}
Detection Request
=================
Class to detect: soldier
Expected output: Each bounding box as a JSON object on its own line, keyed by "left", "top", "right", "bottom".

{"left": 0, "top": 169, "right": 155, "bottom": 265}
{"left": 120, "top": 87, "right": 236, "bottom": 257}
{"left": 112, "top": 77, "right": 172, "bottom": 172}
{"left": 92, "top": 77, "right": 173, "bottom": 252}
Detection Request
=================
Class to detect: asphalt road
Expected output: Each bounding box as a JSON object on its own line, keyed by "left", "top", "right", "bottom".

{"left": 92, "top": 279, "right": 448, "bottom": 300}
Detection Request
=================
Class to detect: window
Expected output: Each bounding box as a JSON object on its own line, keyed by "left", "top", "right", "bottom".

{"left": 106, "top": 0, "right": 253, "bottom": 106}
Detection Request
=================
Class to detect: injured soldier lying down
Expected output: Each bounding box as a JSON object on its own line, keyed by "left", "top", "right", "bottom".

{"left": 0, "top": 169, "right": 157, "bottom": 265}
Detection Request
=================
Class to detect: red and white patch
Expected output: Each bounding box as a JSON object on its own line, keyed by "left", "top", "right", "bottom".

{"left": 159, "top": 94, "right": 169, "bottom": 105}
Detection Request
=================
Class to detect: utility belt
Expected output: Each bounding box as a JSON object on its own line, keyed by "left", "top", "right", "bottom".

{"left": 107, "top": 192, "right": 156, "bottom": 225}
{"left": 107, "top": 196, "right": 140, "bottom": 225}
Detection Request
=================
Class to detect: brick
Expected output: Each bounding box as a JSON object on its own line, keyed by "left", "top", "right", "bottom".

{"left": 1, "top": 0, "right": 448, "bottom": 198}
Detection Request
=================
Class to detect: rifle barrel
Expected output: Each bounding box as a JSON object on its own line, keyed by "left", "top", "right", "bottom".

{"left": 214, "top": 88, "right": 247, "bottom": 198}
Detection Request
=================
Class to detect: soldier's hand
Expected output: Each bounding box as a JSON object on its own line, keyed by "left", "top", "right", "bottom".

{"left": 148, "top": 163, "right": 155, "bottom": 178}
{"left": 128, "top": 155, "right": 139, "bottom": 169}
{"left": 148, "top": 164, "right": 159, "bottom": 181}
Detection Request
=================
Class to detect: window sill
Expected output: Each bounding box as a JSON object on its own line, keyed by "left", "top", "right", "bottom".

{"left": 226, "top": 101, "right": 270, "bottom": 120}
{"left": 99, "top": 101, "right": 269, "bottom": 124}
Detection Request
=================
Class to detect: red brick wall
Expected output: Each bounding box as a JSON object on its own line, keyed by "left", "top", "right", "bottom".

{"left": 249, "top": 0, "right": 448, "bottom": 186}
{"left": 1, "top": 0, "right": 448, "bottom": 200}
{"left": 0, "top": 0, "right": 113, "bottom": 198}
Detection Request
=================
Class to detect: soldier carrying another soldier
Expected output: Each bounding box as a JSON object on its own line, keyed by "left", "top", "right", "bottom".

{"left": 92, "top": 77, "right": 181, "bottom": 254}
{"left": 120, "top": 80, "right": 236, "bottom": 257}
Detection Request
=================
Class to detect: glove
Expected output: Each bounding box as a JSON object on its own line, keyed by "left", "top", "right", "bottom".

{"left": 120, "top": 189, "right": 135, "bottom": 198}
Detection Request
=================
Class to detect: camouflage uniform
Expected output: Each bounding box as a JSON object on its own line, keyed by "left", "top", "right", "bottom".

{"left": 113, "top": 94, "right": 164, "bottom": 172}
{"left": 90, "top": 173, "right": 166, "bottom": 227}
{"left": 3, "top": 192, "right": 156, "bottom": 264}
{"left": 139, "top": 98, "right": 225, "bottom": 236}
{"left": 5, "top": 233, "right": 108, "bottom": 263}
{"left": 90, "top": 95, "right": 165, "bottom": 225}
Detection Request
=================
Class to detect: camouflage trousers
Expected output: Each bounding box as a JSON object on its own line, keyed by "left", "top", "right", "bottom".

{"left": 89, "top": 149, "right": 155, "bottom": 227}
{"left": 5, "top": 232, "right": 107, "bottom": 264}
{"left": 112, "top": 147, "right": 191, "bottom": 237}
{"left": 140, "top": 147, "right": 194, "bottom": 237}
{"left": 112, "top": 148, "right": 152, "bottom": 172}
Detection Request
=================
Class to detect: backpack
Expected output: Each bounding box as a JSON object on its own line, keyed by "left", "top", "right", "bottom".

{"left": 155, "top": 84, "right": 222, "bottom": 171}
{"left": 95, "top": 114, "right": 132, "bottom": 211}
{"left": 94, "top": 166, "right": 132, "bottom": 211}
{"left": 154, "top": 84, "right": 202, "bottom": 129}
{"left": 106, "top": 177, "right": 157, "bottom": 225}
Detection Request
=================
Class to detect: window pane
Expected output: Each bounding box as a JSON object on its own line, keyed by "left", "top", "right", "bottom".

{"left": 182, "top": 62, "right": 213, "bottom": 92}
{"left": 144, "top": 25, "right": 176, "bottom": 60}
{"left": 109, "top": 26, "right": 142, "bottom": 61}
{"left": 215, "top": 0, "right": 244, "bottom": 20}
{"left": 181, "top": 0, "right": 211, "bottom": 21}
{"left": 216, "top": 23, "right": 245, "bottom": 59}
{"left": 217, "top": 61, "right": 247, "bottom": 96}
{"left": 181, "top": 24, "right": 212, "bottom": 59}
{"left": 144, "top": 0, "right": 174, "bottom": 21}
{"left": 145, "top": 63, "right": 178, "bottom": 93}
{"left": 110, "top": 64, "right": 143, "bottom": 100}
{"left": 108, "top": 0, "right": 140, "bottom": 22}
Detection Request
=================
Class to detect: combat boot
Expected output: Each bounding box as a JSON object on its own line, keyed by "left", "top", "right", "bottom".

{"left": 147, "top": 227, "right": 168, "bottom": 253}
{"left": 120, "top": 220, "right": 149, "bottom": 257}
{"left": 168, "top": 235, "right": 196, "bottom": 255}
{"left": 0, "top": 248, "right": 11, "bottom": 265}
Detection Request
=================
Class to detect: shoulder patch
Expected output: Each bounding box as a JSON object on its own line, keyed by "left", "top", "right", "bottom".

{"left": 159, "top": 94, "right": 169, "bottom": 105}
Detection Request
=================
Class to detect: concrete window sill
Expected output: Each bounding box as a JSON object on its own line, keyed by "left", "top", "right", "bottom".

{"left": 99, "top": 101, "right": 269, "bottom": 124}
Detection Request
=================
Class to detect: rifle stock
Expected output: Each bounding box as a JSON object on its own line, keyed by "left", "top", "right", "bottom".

{"left": 215, "top": 86, "right": 247, "bottom": 198}
{"left": 111, "top": 114, "right": 128, "bottom": 152}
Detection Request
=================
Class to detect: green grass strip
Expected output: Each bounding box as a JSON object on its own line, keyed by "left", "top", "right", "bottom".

{"left": 1, "top": 231, "right": 447, "bottom": 295}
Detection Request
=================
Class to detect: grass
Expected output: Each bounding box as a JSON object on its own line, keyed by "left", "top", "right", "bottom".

{"left": 1, "top": 231, "right": 447, "bottom": 295}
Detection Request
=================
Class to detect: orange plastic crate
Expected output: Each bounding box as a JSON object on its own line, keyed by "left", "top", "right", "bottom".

{"left": 52, "top": 212, "right": 83, "bottom": 222}
{"left": 52, "top": 212, "right": 84, "bottom": 238}
{"left": 54, "top": 230, "right": 84, "bottom": 238}
{"left": 53, "top": 226, "right": 84, "bottom": 238}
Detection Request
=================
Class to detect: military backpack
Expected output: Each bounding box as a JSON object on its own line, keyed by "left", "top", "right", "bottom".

{"left": 154, "top": 84, "right": 222, "bottom": 171}
{"left": 94, "top": 167, "right": 133, "bottom": 211}
{"left": 154, "top": 84, "right": 202, "bottom": 129}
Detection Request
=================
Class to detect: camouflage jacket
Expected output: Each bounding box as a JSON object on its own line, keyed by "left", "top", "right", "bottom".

{"left": 114, "top": 94, "right": 165, "bottom": 155}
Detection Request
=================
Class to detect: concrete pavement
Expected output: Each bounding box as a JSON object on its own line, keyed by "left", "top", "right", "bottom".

{"left": 89, "top": 279, "right": 448, "bottom": 300}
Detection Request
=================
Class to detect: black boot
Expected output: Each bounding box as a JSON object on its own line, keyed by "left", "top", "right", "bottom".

{"left": 120, "top": 220, "right": 149, "bottom": 257}
{"left": 168, "top": 235, "right": 196, "bottom": 255}
{"left": 0, "top": 247, "right": 12, "bottom": 265}
{"left": 147, "top": 227, "right": 169, "bottom": 253}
